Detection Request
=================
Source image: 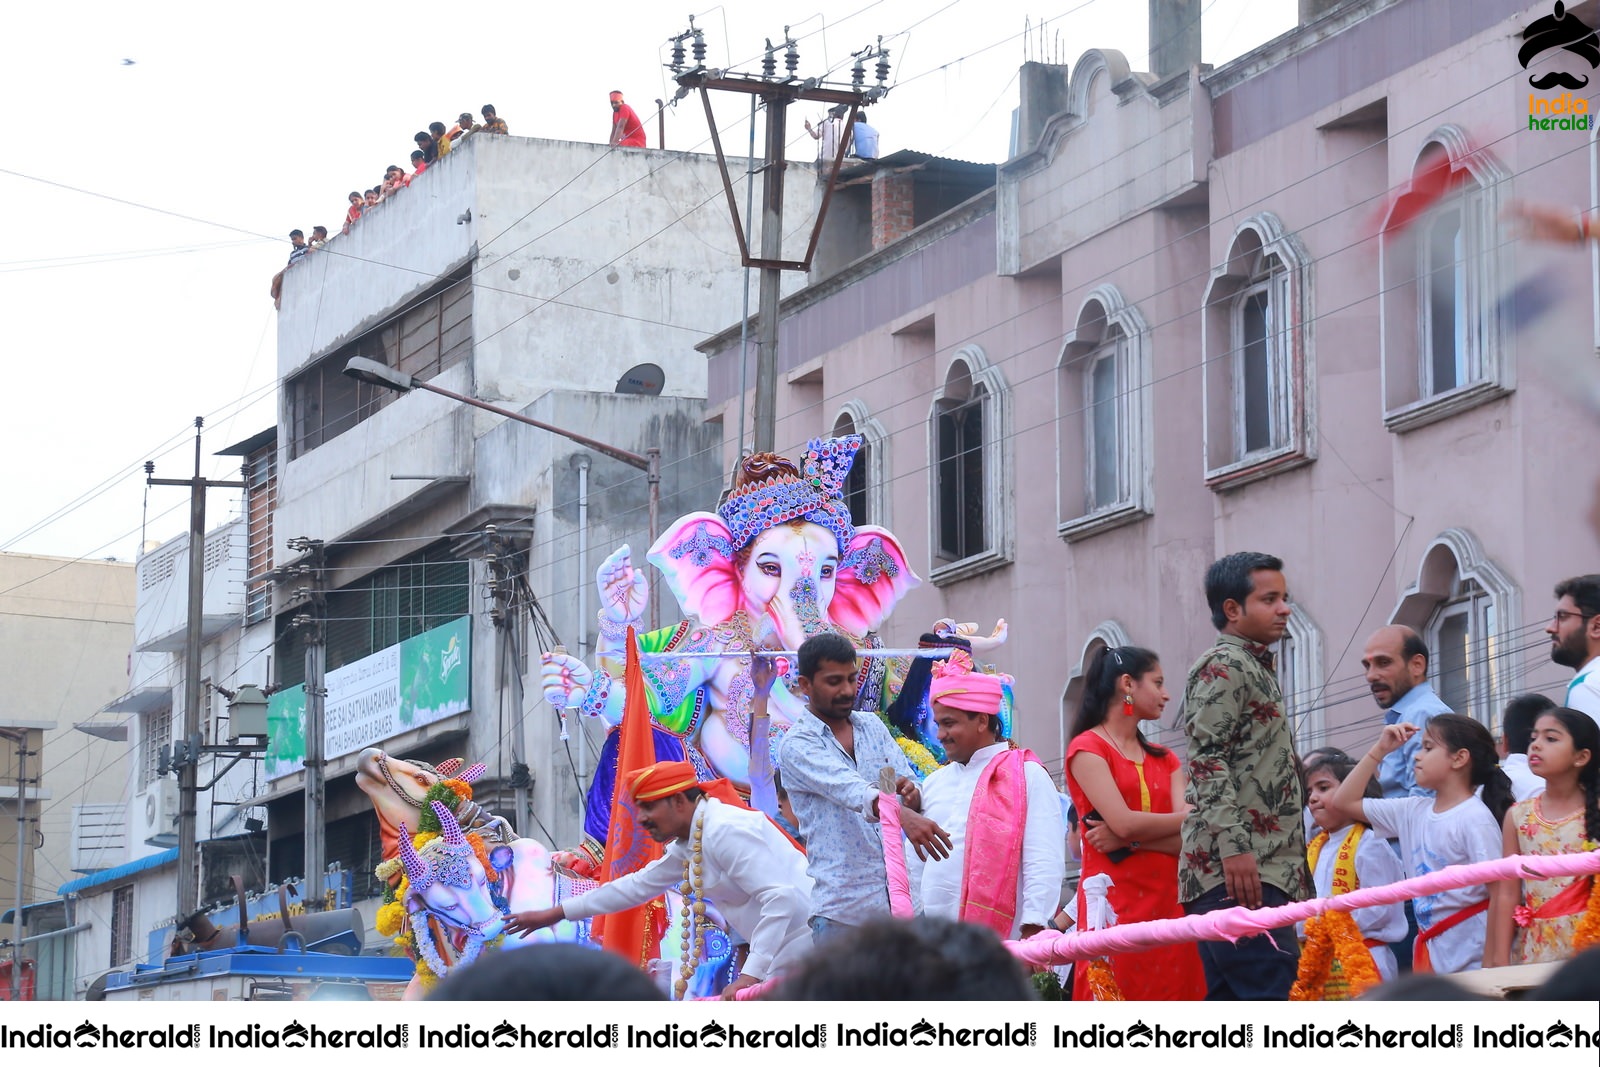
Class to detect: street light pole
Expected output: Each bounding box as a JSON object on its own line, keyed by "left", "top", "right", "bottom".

{"left": 343, "top": 358, "right": 661, "bottom": 628}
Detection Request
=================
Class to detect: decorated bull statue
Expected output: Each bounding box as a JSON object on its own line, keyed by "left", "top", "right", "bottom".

{"left": 359, "top": 749, "right": 582, "bottom": 998}
{"left": 356, "top": 748, "right": 513, "bottom": 855}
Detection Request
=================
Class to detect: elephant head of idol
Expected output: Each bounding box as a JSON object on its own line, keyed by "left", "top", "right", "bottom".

{"left": 648, "top": 435, "right": 920, "bottom": 651}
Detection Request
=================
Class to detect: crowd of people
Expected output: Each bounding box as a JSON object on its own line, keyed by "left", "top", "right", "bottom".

{"left": 268, "top": 105, "right": 509, "bottom": 307}
{"left": 334, "top": 105, "right": 509, "bottom": 237}
{"left": 477, "top": 558, "right": 1600, "bottom": 1002}
{"left": 271, "top": 90, "right": 889, "bottom": 306}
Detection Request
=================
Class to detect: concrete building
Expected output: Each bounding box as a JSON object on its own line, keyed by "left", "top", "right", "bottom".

{"left": 0, "top": 552, "right": 134, "bottom": 998}
{"left": 262, "top": 130, "right": 817, "bottom": 929}
{"left": 703, "top": 0, "right": 1592, "bottom": 774}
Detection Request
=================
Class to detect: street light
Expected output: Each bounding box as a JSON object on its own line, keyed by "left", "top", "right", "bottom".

{"left": 342, "top": 357, "right": 662, "bottom": 628}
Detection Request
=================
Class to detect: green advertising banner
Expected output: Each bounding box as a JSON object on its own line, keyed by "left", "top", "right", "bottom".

{"left": 266, "top": 615, "right": 471, "bottom": 780}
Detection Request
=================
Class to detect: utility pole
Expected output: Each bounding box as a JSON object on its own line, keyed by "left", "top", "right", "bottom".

{"left": 1, "top": 727, "right": 30, "bottom": 992}
{"left": 285, "top": 537, "right": 327, "bottom": 911}
{"left": 147, "top": 418, "right": 244, "bottom": 924}
{"left": 671, "top": 22, "right": 891, "bottom": 453}
{"left": 482, "top": 527, "right": 532, "bottom": 834}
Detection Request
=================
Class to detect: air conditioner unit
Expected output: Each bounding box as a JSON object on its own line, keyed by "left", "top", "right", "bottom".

{"left": 135, "top": 778, "right": 180, "bottom": 847}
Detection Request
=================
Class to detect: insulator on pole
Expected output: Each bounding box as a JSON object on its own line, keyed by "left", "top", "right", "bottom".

{"left": 785, "top": 35, "right": 799, "bottom": 75}
{"left": 876, "top": 43, "right": 891, "bottom": 86}
{"left": 852, "top": 57, "right": 866, "bottom": 88}
{"left": 693, "top": 29, "right": 706, "bottom": 63}
{"left": 671, "top": 38, "right": 685, "bottom": 71}
{"left": 762, "top": 39, "right": 777, "bottom": 79}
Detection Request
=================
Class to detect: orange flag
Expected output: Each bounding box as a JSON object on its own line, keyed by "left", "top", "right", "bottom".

{"left": 593, "top": 627, "right": 668, "bottom": 966}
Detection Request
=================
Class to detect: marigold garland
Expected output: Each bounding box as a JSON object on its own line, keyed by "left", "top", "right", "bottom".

{"left": 375, "top": 901, "right": 407, "bottom": 938}
{"left": 465, "top": 832, "right": 499, "bottom": 883}
{"left": 893, "top": 734, "right": 940, "bottom": 777}
{"left": 1291, "top": 911, "right": 1380, "bottom": 1000}
{"left": 1082, "top": 958, "right": 1124, "bottom": 1001}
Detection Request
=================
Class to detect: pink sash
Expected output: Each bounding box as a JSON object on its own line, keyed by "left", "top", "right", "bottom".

{"left": 958, "top": 748, "right": 1039, "bottom": 939}
{"left": 877, "top": 794, "right": 916, "bottom": 918}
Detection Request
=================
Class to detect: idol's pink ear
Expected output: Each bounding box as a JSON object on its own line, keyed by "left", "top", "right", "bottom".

{"left": 647, "top": 513, "right": 742, "bottom": 625}
{"left": 833, "top": 526, "right": 920, "bottom": 638}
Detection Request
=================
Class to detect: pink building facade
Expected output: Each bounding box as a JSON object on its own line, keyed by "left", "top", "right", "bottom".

{"left": 702, "top": 0, "right": 1597, "bottom": 777}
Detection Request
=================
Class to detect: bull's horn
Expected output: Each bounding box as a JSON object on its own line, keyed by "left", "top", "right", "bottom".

{"left": 397, "top": 822, "right": 433, "bottom": 888}
{"left": 458, "top": 762, "right": 487, "bottom": 784}
{"left": 433, "top": 801, "right": 466, "bottom": 846}
{"left": 436, "top": 758, "right": 463, "bottom": 778}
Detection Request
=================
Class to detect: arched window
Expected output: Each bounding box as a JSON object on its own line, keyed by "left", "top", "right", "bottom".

{"left": 831, "top": 402, "right": 889, "bottom": 529}
{"left": 1060, "top": 622, "right": 1180, "bottom": 763}
{"left": 1380, "top": 127, "right": 1511, "bottom": 431}
{"left": 1057, "top": 285, "right": 1153, "bottom": 541}
{"left": 1061, "top": 621, "right": 1134, "bottom": 765}
{"left": 927, "top": 346, "right": 1012, "bottom": 584}
{"left": 1276, "top": 603, "right": 1325, "bottom": 749}
{"left": 1390, "top": 528, "right": 1520, "bottom": 725}
{"left": 1201, "top": 213, "right": 1314, "bottom": 490}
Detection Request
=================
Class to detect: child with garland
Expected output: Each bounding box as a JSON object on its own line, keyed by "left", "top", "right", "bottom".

{"left": 1329, "top": 714, "right": 1512, "bottom": 974}
{"left": 1486, "top": 706, "right": 1600, "bottom": 967}
{"left": 1292, "top": 748, "right": 1407, "bottom": 998}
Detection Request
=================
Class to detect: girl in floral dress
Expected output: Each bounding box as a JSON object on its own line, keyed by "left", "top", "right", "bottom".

{"left": 1487, "top": 707, "right": 1600, "bottom": 967}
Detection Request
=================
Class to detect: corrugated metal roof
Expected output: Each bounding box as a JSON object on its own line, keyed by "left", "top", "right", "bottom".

{"left": 58, "top": 847, "right": 179, "bottom": 896}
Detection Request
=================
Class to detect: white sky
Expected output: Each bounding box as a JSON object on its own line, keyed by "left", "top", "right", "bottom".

{"left": 0, "top": 0, "right": 1295, "bottom": 563}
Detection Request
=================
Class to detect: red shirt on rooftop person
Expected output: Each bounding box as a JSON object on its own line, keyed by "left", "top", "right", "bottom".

{"left": 608, "top": 91, "right": 646, "bottom": 147}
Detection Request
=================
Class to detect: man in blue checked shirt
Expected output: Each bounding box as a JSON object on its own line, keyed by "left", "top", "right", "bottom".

{"left": 778, "top": 632, "right": 952, "bottom": 946}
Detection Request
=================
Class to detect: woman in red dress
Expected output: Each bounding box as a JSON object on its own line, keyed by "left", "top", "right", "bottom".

{"left": 1065, "top": 645, "right": 1205, "bottom": 1000}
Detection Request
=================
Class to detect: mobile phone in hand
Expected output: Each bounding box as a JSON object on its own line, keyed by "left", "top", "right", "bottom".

{"left": 1084, "top": 809, "right": 1132, "bottom": 863}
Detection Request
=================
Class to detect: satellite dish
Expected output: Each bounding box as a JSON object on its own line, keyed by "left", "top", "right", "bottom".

{"left": 615, "top": 363, "right": 665, "bottom": 396}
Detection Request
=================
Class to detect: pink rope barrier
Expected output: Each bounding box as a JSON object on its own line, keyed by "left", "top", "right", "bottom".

{"left": 1007, "top": 850, "right": 1600, "bottom": 967}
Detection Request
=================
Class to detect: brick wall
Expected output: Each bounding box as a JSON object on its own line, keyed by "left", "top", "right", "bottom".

{"left": 870, "top": 167, "right": 916, "bottom": 250}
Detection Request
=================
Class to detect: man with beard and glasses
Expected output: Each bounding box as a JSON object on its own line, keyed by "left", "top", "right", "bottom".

{"left": 1361, "top": 624, "right": 1451, "bottom": 799}
{"left": 1548, "top": 574, "right": 1600, "bottom": 726}
{"left": 504, "top": 760, "right": 811, "bottom": 999}
{"left": 778, "top": 632, "right": 952, "bottom": 945}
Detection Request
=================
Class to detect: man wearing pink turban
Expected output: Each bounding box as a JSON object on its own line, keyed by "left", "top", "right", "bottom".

{"left": 919, "top": 652, "right": 1065, "bottom": 939}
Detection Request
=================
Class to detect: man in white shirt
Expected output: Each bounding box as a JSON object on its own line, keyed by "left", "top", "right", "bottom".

{"left": 803, "top": 104, "right": 848, "bottom": 168}
{"left": 504, "top": 760, "right": 811, "bottom": 999}
{"left": 1498, "top": 692, "right": 1555, "bottom": 801}
{"left": 1548, "top": 574, "right": 1600, "bottom": 726}
{"left": 918, "top": 652, "right": 1064, "bottom": 940}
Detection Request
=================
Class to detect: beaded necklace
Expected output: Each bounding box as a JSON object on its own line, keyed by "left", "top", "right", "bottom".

{"left": 675, "top": 799, "right": 709, "bottom": 1000}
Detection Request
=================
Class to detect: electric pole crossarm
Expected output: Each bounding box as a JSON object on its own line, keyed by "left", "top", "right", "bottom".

{"left": 701, "top": 87, "right": 752, "bottom": 265}
{"left": 147, "top": 479, "right": 246, "bottom": 489}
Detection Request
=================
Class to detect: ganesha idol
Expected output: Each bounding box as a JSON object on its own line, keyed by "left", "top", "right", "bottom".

{"left": 539, "top": 434, "right": 1005, "bottom": 868}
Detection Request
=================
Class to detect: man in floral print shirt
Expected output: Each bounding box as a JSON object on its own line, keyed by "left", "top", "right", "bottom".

{"left": 1179, "top": 551, "right": 1311, "bottom": 999}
